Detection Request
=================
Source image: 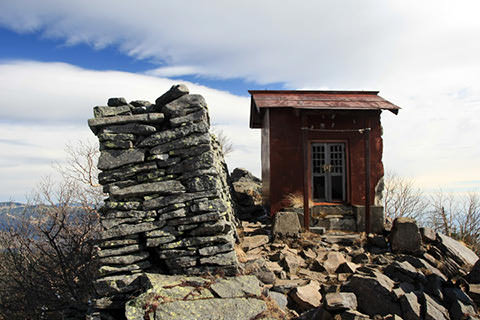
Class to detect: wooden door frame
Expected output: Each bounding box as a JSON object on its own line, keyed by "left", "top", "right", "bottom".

{"left": 307, "top": 139, "right": 350, "bottom": 205}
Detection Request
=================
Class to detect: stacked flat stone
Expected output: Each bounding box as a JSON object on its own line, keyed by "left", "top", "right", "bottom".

{"left": 88, "top": 84, "right": 239, "bottom": 309}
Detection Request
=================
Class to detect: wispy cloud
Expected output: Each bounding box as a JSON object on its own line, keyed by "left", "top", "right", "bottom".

{"left": 0, "top": 1, "right": 479, "bottom": 199}
{"left": 0, "top": 60, "right": 258, "bottom": 201}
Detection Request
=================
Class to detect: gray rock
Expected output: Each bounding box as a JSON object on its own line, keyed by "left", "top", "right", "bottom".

{"left": 390, "top": 217, "right": 422, "bottom": 254}
{"left": 103, "top": 210, "right": 156, "bottom": 220}
{"left": 466, "top": 260, "right": 480, "bottom": 284}
{"left": 399, "top": 292, "right": 421, "bottom": 320}
{"left": 156, "top": 233, "right": 234, "bottom": 250}
{"left": 185, "top": 174, "right": 219, "bottom": 192}
{"left": 161, "top": 94, "right": 206, "bottom": 117}
{"left": 103, "top": 200, "right": 142, "bottom": 211}
{"left": 324, "top": 292, "right": 358, "bottom": 311}
{"left": 241, "top": 235, "right": 269, "bottom": 251}
{"left": 273, "top": 211, "right": 301, "bottom": 237}
{"left": 384, "top": 260, "right": 425, "bottom": 283}
{"left": 126, "top": 297, "right": 266, "bottom": 320}
{"left": 421, "top": 292, "right": 450, "bottom": 320}
{"left": 100, "top": 140, "right": 133, "bottom": 150}
{"left": 98, "top": 260, "right": 151, "bottom": 277}
{"left": 94, "top": 105, "right": 131, "bottom": 118}
{"left": 100, "top": 251, "right": 150, "bottom": 265}
{"left": 98, "top": 133, "right": 135, "bottom": 144}
{"left": 151, "top": 132, "right": 211, "bottom": 155}
{"left": 210, "top": 275, "right": 261, "bottom": 298}
{"left": 101, "top": 221, "right": 163, "bottom": 239}
{"left": 420, "top": 227, "right": 437, "bottom": 242}
{"left": 155, "top": 248, "right": 197, "bottom": 259}
{"left": 198, "top": 242, "right": 234, "bottom": 256}
{"left": 97, "top": 244, "right": 141, "bottom": 258}
{"left": 324, "top": 251, "right": 347, "bottom": 273}
{"left": 99, "top": 162, "right": 157, "bottom": 184}
{"left": 99, "top": 237, "right": 140, "bottom": 248}
{"left": 111, "top": 180, "right": 185, "bottom": 197}
{"left": 170, "top": 108, "right": 209, "bottom": 127}
{"left": 88, "top": 113, "right": 164, "bottom": 134}
{"left": 139, "top": 122, "right": 209, "bottom": 148}
{"left": 444, "top": 287, "right": 478, "bottom": 320}
{"left": 166, "top": 255, "right": 198, "bottom": 269}
{"left": 167, "top": 211, "right": 225, "bottom": 226}
{"left": 143, "top": 190, "right": 217, "bottom": 209}
{"left": 154, "top": 84, "right": 189, "bottom": 107}
{"left": 146, "top": 235, "right": 177, "bottom": 247}
{"left": 190, "top": 198, "right": 226, "bottom": 213}
{"left": 188, "top": 220, "right": 230, "bottom": 236}
{"left": 199, "top": 250, "right": 237, "bottom": 266}
{"left": 107, "top": 97, "right": 128, "bottom": 106}
{"left": 342, "top": 272, "right": 401, "bottom": 317}
{"left": 130, "top": 100, "right": 152, "bottom": 108}
{"left": 95, "top": 273, "right": 145, "bottom": 297}
{"left": 269, "top": 291, "right": 288, "bottom": 310}
{"left": 437, "top": 233, "right": 479, "bottom": 271}
{"left": 98, "top": 149, "right": 145, "bottom": 170}
{"left": 102, "top": 123, "right": 157, "bottom": 135}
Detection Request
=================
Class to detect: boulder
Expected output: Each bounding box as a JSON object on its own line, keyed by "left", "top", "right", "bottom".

{"left": 125, "top": 274, "right": 267, "bottom": 320}
{"left": 420, "top": 227, "right": 437, "bottom": 242}
{"left": 241, "top": 235, "right": 269, "bottom": 251}
{"left": 273, "top": 211, "right": 302, "bottom": 237}
{"left": 389, "top": 217, "right": 422, "bottom": 254}
{"left": 269, "top": 291, "right": 288, "bottom": 311}
{"left": 290, "top": 280, "right": 322, "bottom": 311}
{"left": 324, "top": 292, "right": 358, "bottom": 311}
{"left": 466, "top": 260, "right": 480, "bottom": 284}
{"left": 399, "top": 292, "right": 421, "bottom": 320}
{"left": 421, "top": 292, "right": 450, "bottom": 320}
{"left": 154, "top": 84, "right": 189, "bottom": 107}
{"left": 108, "top": 97, "right": 128, "bottom": 106}
{"left": 230, "top": 168, "right": 264, "bottom": 218}
{"left": 437, "top": 233, "right": 479, "bottom": 272}
{"left": 336, "top": 261, "right": 359, "bottom": 274}
{"left": 323, "top": 251, "right": 347, "bottom": 273}
{"left": 342, "top": 272, "right": 402, "bottom": 317}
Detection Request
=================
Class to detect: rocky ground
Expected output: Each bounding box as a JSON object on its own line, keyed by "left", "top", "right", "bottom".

{"left": 233, "top": 215, "right": 480, "bottom": 319}
{"left": 120, "top": 215, "right": 480, "bottom": 320}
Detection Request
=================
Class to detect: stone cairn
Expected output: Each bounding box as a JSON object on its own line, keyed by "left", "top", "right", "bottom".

{"left": 88, "top": 84, "right": 239, "bottom": 310}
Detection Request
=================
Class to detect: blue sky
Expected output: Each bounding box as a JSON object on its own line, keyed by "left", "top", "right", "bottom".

{"left": 0, "top": 0, "right": 479, "bottom": 201}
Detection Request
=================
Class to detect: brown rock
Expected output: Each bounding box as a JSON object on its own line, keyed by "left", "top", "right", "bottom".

{"left": 241, "top": 235, "right": 269, "bottom": 251}
{"left": 336, "top": 261, "right": 359, "bottom": 274}
{"left": 273, "top": 211, "right": 302, "bottom": 237}
{"left": 324, "top": 251, "right": 347, "bottom": 273}
{"left": 284, "top": 254, "right": 300, "bottom": 274}
{"left": 389, "top": 217, "right": 422, "bottom": 254}
{"left": 324, "top": 292, "right": 357, "bottom": 311}
{"left": 290, "top": 281, "right": 322, "bottom": 311}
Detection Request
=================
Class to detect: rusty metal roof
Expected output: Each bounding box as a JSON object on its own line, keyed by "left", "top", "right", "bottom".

{"left": 249, "top": 90, "right": 400, "bottom": 128}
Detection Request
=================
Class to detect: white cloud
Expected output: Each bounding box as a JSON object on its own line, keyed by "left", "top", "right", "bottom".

{"left": 0, "top": 1, "right": 479, "bottom": 198}
{"left": 0, "top": 61, "right": 259, "bottom": 201}
{"left": 1, "top": 1, "right": 479, "bottom": 88}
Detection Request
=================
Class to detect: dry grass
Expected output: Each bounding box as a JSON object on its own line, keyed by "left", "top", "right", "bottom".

{"left": 284, "top": 192, "right": 313, "bottom": 209}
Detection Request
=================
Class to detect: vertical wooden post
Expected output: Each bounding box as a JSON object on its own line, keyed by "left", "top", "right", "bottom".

{"left": 301, "top": 114, "right": 310, "bottom": 231}
{"left": 364, "top": 127, "right": 371, "bottom": 234}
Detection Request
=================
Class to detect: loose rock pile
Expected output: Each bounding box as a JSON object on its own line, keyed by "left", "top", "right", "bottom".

{"left": 238, "top": 217, "right": 480, "bottom": 319}
{"left": 230, "top": 168, "right": 264, "bottom": 219}
{"left": 88, "top": 85, "right": 239, "bottom": 312}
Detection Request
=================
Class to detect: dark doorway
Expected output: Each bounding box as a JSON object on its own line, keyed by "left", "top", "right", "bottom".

{"left": 312, "top": 143, "right": 346, "bottom": 202}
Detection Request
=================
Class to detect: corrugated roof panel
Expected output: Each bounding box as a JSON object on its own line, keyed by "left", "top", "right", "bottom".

{"left": 248, "top": 90, "right": 400, "bottom": 128}
{"left": 249, "top": 90, "right": 400, "bottom": 112}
